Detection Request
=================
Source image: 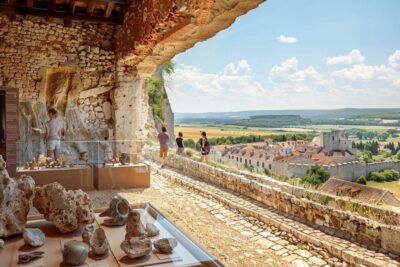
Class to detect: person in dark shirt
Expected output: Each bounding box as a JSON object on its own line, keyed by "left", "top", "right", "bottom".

{"left": 175, "top": 132, "right": 185, "bottom": 157}
{"left": 197, "top": 131, "right": 210, "bottom": 163}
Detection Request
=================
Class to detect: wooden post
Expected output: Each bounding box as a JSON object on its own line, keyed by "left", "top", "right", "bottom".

{"left": 0, "top": 86, "right": 19, "bottom": 177}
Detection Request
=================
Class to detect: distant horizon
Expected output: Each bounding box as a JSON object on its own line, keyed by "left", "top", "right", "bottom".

{"left": 175, "top": 107, "right": 400, "bottom": 114}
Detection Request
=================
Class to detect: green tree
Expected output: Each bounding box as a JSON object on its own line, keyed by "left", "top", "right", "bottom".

{"left": 355, "top": 176, "right": 367, "bottom": 185}
{"left": 301, "top": 165, "right": 330, "bottom": 186}
{"left": 147, "top": 77, "right": 165, "bottom": 121}
{"left": 397, "top": 151, "right": 400, "bottom": 160}
{"left": 357, "top": 151, "right": 373, "bottom": 163}
{"left": 163, "top": 60, "right": 176, "bottom": 75}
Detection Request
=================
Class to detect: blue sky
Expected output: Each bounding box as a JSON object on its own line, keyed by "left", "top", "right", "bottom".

{"left": 166, "top": 0, "right": 400, "bottom": 112}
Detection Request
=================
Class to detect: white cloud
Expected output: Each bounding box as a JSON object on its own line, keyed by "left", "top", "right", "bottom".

{"left": 165, "top": 60, "right": 269, "bottom": 112}
{"left": 326, "top": 49, "right": 365, "bottom": 65}
{"left": 276, "top": 35, "right": 298, "bottom": 44}
{"left": 167, "top": 49, "right": 400, "bottom": 112}
{"left": 388, "top": 50, "right": 400, "bottom": 70}
{"left": 333, "top": 64, "right": 391, "bottom": 81}
{"left": 268, "top": 57, "right": 328, "bottom": 88}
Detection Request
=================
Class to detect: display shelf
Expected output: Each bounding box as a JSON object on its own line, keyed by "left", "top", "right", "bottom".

{"left": 94, "top": 163, "right": 150, "bottom": 190}
{"left": 16, "top": 164, "right": 94, "bottom": 190}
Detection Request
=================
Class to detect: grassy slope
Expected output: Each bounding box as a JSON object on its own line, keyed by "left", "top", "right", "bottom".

{"left": 367, "top": 181, "right": 400, "bottom": 199}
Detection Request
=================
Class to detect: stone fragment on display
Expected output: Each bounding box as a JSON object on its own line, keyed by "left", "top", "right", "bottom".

{"left": 120, "top": 237, "right": 152, "bottom": 259}
{"left": 0, "top": 155, "right": 35, "bottom": 237}
{"left": 153, "top": 238, "right": 178, "bottom": 254}
{"left": 33, "top": 182, "right": 94, "bottom": 233}
{"left": 82, "top": 228, "right": 110, "bottom": 256}
{"left": 23, "top": 228, "right": 45, "bottom": 247}
{"left": 100, "top": 195, "right": 130, "bottom": 226}
{"left": 18, "top": 251, "right": 44, "bottom": 264}
{"left": 63, "top": 240, "right": 89, "bottom": 266}
{"left": 145, "top": 223, "right": 160, "bottom": 237}
{"left": 125, "top": 210, "right": 146, "bottom": 240}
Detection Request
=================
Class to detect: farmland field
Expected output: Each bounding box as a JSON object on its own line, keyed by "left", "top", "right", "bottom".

{"left": 174, "top": 125, "right": 292, "bottom": 140}
{"left": 174, "top": 124, "right": 400, "bottom": 141}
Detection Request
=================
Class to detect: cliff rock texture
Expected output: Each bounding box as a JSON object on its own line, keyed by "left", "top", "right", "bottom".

{"left": 0, "top": 0, "right": 265, "bottom": 157}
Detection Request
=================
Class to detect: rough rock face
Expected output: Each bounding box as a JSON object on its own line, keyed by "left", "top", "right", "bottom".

{"left": 0, "top": 156, "right": 35, "bottom": 237}
{"left": 33, "top": 182, "right": 94, "bottom": 233}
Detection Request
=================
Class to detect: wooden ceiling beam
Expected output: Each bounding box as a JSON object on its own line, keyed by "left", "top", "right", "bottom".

{"left": 26, "top": 0, "right": 33, "bottom": 8}
{"left": 49, "top": 0, "right": 56, "bottom": 11}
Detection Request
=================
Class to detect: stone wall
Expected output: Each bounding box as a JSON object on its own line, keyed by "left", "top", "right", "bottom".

{"left": 144, "top": 148, "right": 400, "bottom": 255}
{"left": 273, "top": 160, "right": 400, "bottom": 181}
{"left": 0, "top": 15, "right": 117, "bottom": 158}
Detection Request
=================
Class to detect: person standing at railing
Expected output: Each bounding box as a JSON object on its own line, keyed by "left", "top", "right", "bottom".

{"left": 198, "top": 131, "right": 210, "bottom": 163}
{"left": 158, "top": 126, "right": 170, "bottom": 167}
{"left": 45, "top": 107, "right": 64, "bottom": 160}
{"left": 176, "top": 132, "right": 185, "bottom": 157}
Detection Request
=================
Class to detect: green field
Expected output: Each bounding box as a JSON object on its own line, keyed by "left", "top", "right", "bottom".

{"left": 174, "top": 125, "right": 308, "bottom": 140}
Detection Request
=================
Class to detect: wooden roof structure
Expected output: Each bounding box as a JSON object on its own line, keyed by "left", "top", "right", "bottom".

{"left": 0, "top": 0, "right": 128, "bottom": 24}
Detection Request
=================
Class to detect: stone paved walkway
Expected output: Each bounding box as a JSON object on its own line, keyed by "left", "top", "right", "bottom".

{"left": 88, "top": 170, "right": 290, "bottom": 266}
{"left": 151, "top": 163, "right": 400, "bottom": 267}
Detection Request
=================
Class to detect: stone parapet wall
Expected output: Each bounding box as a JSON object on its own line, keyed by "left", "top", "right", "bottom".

{"left": 144, "top": 148, "right": 400, "bottom": 255}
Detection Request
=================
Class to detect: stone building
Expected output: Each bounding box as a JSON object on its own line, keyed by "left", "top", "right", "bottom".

{"left": 0, "top": 0, "right": 265, "bottom": 163}
{"left": 210, "top": 131, "right": 400, "bottom": 181}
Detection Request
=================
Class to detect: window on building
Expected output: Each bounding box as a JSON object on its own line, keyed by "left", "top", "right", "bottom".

{"left": 269, "top": 164, "right": 271, "bottom": 170}
{"left": 257, "top": 161, "right": 259, "bottom": 167}
{"left": 262, "top": 162, "right": 265, "bottom": 168}
{"left": 249, "top": 160, "right": 251, "bottom": 164}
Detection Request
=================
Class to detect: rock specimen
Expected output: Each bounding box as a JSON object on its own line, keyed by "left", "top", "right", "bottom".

{"left": 0, "top": 155, "right": 35, "bottom": 237}
{"left": 0, "top": 238, "right": 4, "bottom": 248}
{"left": 23, "top": 228, "right": 45, "bottom": 247}
{"left": 100, "top": 195, "right": 130, "bottom": 226}
{"left": 18, "top": 251, "right": 45, "bottom": 264}
{"left": 120, "top": 237, "right": 152, "bottom": 259}
{"left": 145, "top": 223, "right": 160, "bottom": 237}
{"left": 154, "top": 238, "right": 178, "bottom": 254}
{"left": 63, "top": 240, "right": 89, "bottom": 266}
{"left": 33, "top": 182, "right": 94, "bottom": 233}
{"left": 0, "top": 155, "right": 9, "bottom": 180}
{"left": 82, "top": 228, "right": 110, "bottom": 256}
{"left": 125, "top": 210, "right": 146, "bottom": 240}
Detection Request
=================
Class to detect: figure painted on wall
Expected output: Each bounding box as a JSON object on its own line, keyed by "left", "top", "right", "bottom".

{"left": 45, "top": 107, "right": 64, "bottom": 160}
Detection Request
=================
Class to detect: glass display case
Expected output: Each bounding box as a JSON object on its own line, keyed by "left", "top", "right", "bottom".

{"left": 0, "top": 202, "right": 224, "bottom": 267}
{"left": 15, "top": 139, "right": 150, "bottom": 190}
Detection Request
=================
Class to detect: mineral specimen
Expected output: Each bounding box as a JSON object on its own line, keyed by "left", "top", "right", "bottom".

{"left": 154, "top": 238, "right": 178, "bottom": 254}
{"left": 82, "top": 228, "right": 110, "bottom": 255}
{"left": 100, "top": 195, "right": 130, "bottom": 226}
{"left": 18, "top": 251, "right": 44, "bottom": 264}
{"left": 145, "top": 223, "right": 160, "bottom": 237}
{"left": 120, "top": 237, "right": 152, "bottom": 259}
{"left": 33, "top": 182, "right": 94, "bottom": 233}
{"left": 23, "top": 228, "right": 45, "bottom": 247}
{"left": 63, "top": 240, "right": 89, "bottom": 266}
{"left": 125, "top": 210, "right": 146, "bottom": 240}
{"left": 0, "top": 156, "right": 35, "bottom": 237}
